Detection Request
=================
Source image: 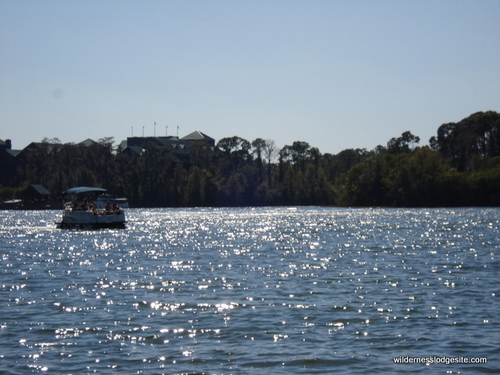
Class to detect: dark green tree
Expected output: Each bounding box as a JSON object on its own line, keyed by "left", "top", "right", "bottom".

{"left": 387, "top": 131, "right": 420, "bottom": 154}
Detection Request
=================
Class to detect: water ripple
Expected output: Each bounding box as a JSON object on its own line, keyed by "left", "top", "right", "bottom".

{"left": 0, "top": 207, "right": 498, "bottom": 374}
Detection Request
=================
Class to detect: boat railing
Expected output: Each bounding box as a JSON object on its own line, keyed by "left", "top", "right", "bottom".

{"left": 64, "top": 204, "right": 123, "bottom": 216}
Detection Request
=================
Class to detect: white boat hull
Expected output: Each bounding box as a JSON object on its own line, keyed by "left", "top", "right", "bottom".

{"left": 57, "top": 209, "right": 126, "bottom": 229}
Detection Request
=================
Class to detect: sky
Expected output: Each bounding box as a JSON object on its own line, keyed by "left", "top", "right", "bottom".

{"left": 1, "top": 0, "right": 499, "bottom": 155}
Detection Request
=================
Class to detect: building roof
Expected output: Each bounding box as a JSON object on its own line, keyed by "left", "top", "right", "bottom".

{"left": 122, "top": 146, "right": 143, "bottom": 156}
{"left": 29, "top": 184, "right": 52, "bottom": 196}
{"left": 22, "top": 142, "right": 62, "bottom": 153}
{"left": 116, "top": 131, "right": 215, "bottom": 158}
{"left": 62, "top": 187, "right": 107, "bottom": 196}
{"left": 5, "top": 149, "right": 21, "bottom": 157}
{"left": 181, "top": 131, "right": 215, "bottom": 142}
{"left": 79, "top": 138, "right": 98, "bottom": 147}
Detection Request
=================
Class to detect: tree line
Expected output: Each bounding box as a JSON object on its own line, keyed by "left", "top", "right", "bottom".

{"left": 2, "top": 111, "right": 499, "bottom": 207}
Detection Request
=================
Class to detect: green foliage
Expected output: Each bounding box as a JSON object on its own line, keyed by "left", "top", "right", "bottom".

{"left": 430, "top": 111, "right": 500, "bottom": 171}
{"left": 339, "top": 146, "right": 500, "bottom": 207}
{"left": 0, "top": 185, "right": 25, "bottom": 201}
{"left": 3, "top": 111, "right": 500, "bottom": 207}
{"left": 387, "top": 131, "right": 420, "bottom": 154}
{"left": 338, "top": 154, "right": 389, "bottom": 206}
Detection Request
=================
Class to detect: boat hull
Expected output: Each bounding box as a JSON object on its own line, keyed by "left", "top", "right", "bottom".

{"left": 56, "top": 221, "right": 126, "bottom": 229}
{"left": 57, "top": 210, "right": 126, "bottom": 229}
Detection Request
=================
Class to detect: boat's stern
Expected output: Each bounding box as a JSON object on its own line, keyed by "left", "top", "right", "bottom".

{"left": 58, "top": 209, "right": 126, "bottom": 229}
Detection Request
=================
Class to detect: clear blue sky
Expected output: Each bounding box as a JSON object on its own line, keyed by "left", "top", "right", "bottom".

{"left": 1, "top": 0, "right": 499, "bottom": 154}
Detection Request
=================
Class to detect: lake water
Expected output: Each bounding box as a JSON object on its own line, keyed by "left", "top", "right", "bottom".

{"left": 0, "top": 207, "right": 498, "bottom": 374}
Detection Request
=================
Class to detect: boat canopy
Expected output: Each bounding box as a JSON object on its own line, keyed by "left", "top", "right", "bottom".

{"left": 62, "top": 187, "right": 108, "bottom": 196}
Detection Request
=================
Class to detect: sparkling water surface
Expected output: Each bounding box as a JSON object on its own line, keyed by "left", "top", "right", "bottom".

{"left": 0, "top": 207, "right": 498, "bottom": 374}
